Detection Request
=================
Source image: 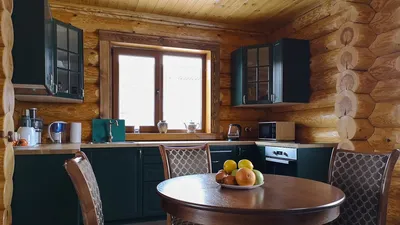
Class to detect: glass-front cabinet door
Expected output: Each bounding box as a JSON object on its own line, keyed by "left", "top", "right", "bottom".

{"left": 54, "top": 19, "right": 84, "bottom": 100}
{"left": 244, "top": 45, "right": 272, "bottom": 104}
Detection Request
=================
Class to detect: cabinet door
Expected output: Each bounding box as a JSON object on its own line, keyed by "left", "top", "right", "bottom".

{"left": 237, "top": 145, "right": 265, "bottom": 173}
{"left": 12, "top": 155, "right": 79, "bottom": 225}
{"left": 54, "top": 19, "right": 84, "bottom": 100}
{"left": 89, "top": 148, "right": 141, "bottom": 221}
{"left": 244, "top": 45, "right": 273, "bottom": 104}
{"left": 210, "top": 146, "right": 236, "bottom": 172}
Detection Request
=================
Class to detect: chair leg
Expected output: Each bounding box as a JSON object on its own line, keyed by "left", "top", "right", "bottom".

{"left": 167, "top": 214, "right": 172, "bottom": 225}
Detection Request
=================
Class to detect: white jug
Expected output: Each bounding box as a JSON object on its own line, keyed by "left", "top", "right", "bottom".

{"left": 17, "top": 126, "right": 37, "bottom": 146}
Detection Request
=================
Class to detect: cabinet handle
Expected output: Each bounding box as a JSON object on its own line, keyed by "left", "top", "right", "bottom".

{"left": 238, "top": 147, "right": 242, "bottom": 156}
{"left": 271, "top": 93, "right": 276, "bottom": 102}
{"left": 243, "top": 95, "right": 246, "bottom": 104}
{"left": 212, "top": 160, "right": 220, "bottom": 163}
{"left": 139, "top": 149, "right": 142, "bottom": 160}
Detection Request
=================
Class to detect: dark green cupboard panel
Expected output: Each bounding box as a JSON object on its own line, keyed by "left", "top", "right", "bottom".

{"left": 12, "top": 155, "right": 79, "bottom": 225}
{"left": 142, "top": 181, "right": 166, "bottom": 217}
{"left": 237, "top": 145, "right": 265, "bottom": 173}
{"left": 89, "top": 148, "right": 141, "bottom": 221}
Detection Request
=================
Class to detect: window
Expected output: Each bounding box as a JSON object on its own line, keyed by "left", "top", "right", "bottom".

{"left": 112, "top": 48, "right": 206, "bottom": 133}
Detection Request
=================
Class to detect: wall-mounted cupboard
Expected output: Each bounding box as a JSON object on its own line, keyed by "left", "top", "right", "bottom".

{"left": 231, "top": 38, "right": 310, "bottom": 107}
{"left": 12, "top": 0, "right": 84, "bottom": 103}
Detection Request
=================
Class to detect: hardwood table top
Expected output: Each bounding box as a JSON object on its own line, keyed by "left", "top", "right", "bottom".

{"left": 157, "top": 174, "right": 345, "bottom": 225}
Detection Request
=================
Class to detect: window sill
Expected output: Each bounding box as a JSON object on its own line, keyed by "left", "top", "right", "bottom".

{"left": 125, "top": 133, "right": 222, "bottom": 141}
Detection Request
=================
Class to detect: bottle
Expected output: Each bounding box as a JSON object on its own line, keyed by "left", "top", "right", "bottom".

{"left": 19, "top": 109, "right": 31, "bottom": 127}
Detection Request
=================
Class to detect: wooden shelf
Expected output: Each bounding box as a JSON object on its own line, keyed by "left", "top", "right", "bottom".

{"left": 125, "top": 133, "right": 222, "bottom": 141}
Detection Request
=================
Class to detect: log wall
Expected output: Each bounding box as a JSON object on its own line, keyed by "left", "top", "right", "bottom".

{"left": 267, "top": 0, "right": 400, "bottom": 223}
{"left": 13, "top": 4, "right": 268, "bottom": 142}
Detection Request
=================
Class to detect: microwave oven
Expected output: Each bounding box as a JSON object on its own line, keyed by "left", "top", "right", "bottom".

{"left": 258, "top": 122, "right": 295, "bottom": 141}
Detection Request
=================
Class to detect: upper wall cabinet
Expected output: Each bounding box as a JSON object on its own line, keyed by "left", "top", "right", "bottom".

{"left": 12, "top": 0, "right": 84, "bottom": 103}
{"left": 231, "top": 38, "right": 310, "bottom": 107}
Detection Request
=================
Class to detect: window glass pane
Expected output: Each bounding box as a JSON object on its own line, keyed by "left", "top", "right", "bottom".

{"left": 259, "top": 47, "right": 269, "bottom": 66}
{"left": 70, "top": 72, "right": 79, "bottom": 95}
{"left": 118, "top": 55, "right": 155, "bottom": 127}
{"left": 259, "top": 66, "right": 269, "bottom": 82}
{"left": 163, "top": 55, "right": 203, "bottom": 130}
{"left": 69, "top": 29, "right": 78, "bottom": 53}
{"left": 247, "top": 67, "right": 256, "bottom": 82}
{"left": 57, "top": 24, "right": 67, "bottom": 50}
{"left": 247, "top": 48, "right": 257, "bottom": 67}
{"left": 57, "top": 69, "right": 69, "bottom": 93}
{"left": 247, "top": 82, "right": 256, "bottom": 102}
{"left": 69, "top": 53, "right": 79, "bottom": 72}
{"left": 57, "top": 50, "right": 68, "bottom": 69}
{"left": 258, "top": 82, "right": 269, "bottom": 101}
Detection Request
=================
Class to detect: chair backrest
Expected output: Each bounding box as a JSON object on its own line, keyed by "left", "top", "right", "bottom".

{"left": 159, "top": 144, "right": 212, "bottom": 179}
{"left": 328, "top": 149, "right": 400, "bottom": 225}
{"left": 64, "top": 151, "right": 104, "bottom": 225}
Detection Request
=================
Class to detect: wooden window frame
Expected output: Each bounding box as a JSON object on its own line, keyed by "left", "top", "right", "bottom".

{"left": 99, "top": 30, "right": 220, "bottom": 135}
{"left": 112, "top": 47, "right": 207, "bottom": 133}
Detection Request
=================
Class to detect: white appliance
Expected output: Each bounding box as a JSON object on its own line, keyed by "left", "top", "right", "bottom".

{"left": 17, "top": 126, "right": 37, "bottom": 146}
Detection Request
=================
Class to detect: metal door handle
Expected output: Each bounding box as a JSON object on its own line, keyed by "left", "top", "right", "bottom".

{"left": 243, "top": 95, "right": 246, "bottom": 104}
{"left": 265, "top": 157, "right": 291, "bottom": 164}
{"left": 139, "top": 149, "right": 142, "bottom": 160}
{"left": 211, "top": 150, "right": 232, "bottom": 153}
{"left": 212, "top": 161, "right": 219, "bottom": 163}
{"left": 271, "top": 93, "right": 276, "bottom": 102}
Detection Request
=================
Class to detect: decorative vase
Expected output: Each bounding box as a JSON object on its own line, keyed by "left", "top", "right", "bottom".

{"left": 157, "top": 120, "right": 168, "bottom": 133}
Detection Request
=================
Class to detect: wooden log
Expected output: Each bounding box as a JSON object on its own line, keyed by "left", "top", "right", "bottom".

{"left": 370, "top": 0, "right": 390, "bottom": 12}
{"left": 331, "top": 2, "right": 375, "bottom": 23}
{"left": 291, "top": 12, "right": 348, "bottom": 40}
{"left": 0, "top": 47, "right": 13, "bottom": 79}
{"left": 337, "top": 22, "right": 376, "bottom": 47}
{"left": 2, "top": 144, "right": 13, "bottom": 180}
{"left": 83, "top": 32, "right": 99, "bottom": 49}
{"left": 219, "top": 106, "right": 267, "bottom": 121}
{"left": 268, "top": 107, "right": 338, "bottom": 128}
{"left": 220, "top": 73, "right": 231, "bottom": 89}
{"left": 337, "top": 139, "right": 374, "bottom": 152}
{"left": 0, "top": 78, "right": 13, "bottom": 116}
{"left": 310, "top": 49, "right": 341, "bottom": 72}
{"left": 219, "top": 88, "right": 231, "bottom": 106}
{"left": 369, "top": 28, "right": 400, "bottom": 57}
{"left": 310, "top": 71, "right": 341, "bottom": 91}
{"left": 336, "top": 70, "right": 377, "bottom": 93}
{"left": 84, "top": 66, "right": 100, "bottom": 84}
{"left": 0, "top": 179, "right": 12, "bottom": 209}
{"left": 0, "top": 113, "right": 13, "bottom": 146}
{"left": 346, "top": 0, "right": 372, "bottom": 3}
{"left": 220, "top": 59, "right": 230, "bottom": 74}
{"left": 220, "top": 45, "right": 238, "bottom": 60}
{"left": 311, "top": 67, "right": 340, "bottom": 77}
{"left": 369, "top": 1, "right": 400, "bottom": 34}
{"left": 0, "top": 206, "right": 11, "bottom": 225}
{"left": 337, "top": 115, "right": 374, "bottom": 139}
{"left": 81, "top": 121, "right": 92, "bottom": 142}
{"left": 84, "top": 83, "right": 100, "bottom": 103}
{"left": 310, "top": 31, "right": 343, "bottom": 56}
{"left": 0, "top": 11, "right": 13, "bottom": 48}
{"left": 336, "top": 46, "right": 376, "bottom": 72}
{"left": 371, "top": 78, "right": 400, "bottom": 102}
{"left": 14, "top": 102, "right": 99, "bottom": 123}
{"left": 84, "top": 48, "right": 99, "bottom": 67}
{"left": 368, "top": 128, "right": 400, "bottom": 151}
{"left": 334, "top": 90, "right": 375, "bottom": 118}
{"left": 0, "top": 0, "right": 12, "bottom": 13}
{"left": 296, "top": 127, "right": 340, "bottom": 143}
{"left": 271, "top": 89, "right": 337, "bottom": 112}
{"left": 369, "top": 102, "right": 400, "bottom": 127}
{"left": 368, "top": 52, "right": 400, "bottom": 80}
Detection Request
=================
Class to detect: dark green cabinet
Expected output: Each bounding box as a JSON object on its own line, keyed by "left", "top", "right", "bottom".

{"left": 210, "top": 145, "right": 265, "bottom": 173}
{"left": 12, "top": 0, "right": 84, "bottom": 102}
{"left": 83, "top": 148, "right": 141, "bottom": 222}
{"left": 12, "top": 155, "right": 79, "bottom": 225}
{"left": 231, "top": 38, "right": 310, "bottom": 106}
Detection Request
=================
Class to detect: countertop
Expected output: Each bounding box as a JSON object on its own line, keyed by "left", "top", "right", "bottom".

{"left": 13, "top": 141, "right": 337, "bottom": 155}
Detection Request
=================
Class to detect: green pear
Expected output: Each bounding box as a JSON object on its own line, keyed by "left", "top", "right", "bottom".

{"left": 253, "top": 169, "right": 264, "bottom": 185}
{"left": 231, "top": 169, "right": 238, "bottom": 176}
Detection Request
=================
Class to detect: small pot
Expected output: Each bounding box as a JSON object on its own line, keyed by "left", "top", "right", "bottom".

{"left": 157, "top": 120, "right": 168, "bottom": 133}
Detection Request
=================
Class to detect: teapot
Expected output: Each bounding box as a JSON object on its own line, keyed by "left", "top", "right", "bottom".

{"left": 184, "top": 121, "right": 200, "bottom": 133}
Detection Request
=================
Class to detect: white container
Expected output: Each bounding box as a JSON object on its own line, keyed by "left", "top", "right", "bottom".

{"left": 17, "top": 127, "right": 37, "bottom": 146}
{"left": 70, "top": 122, "right": 82, "bottom": 143}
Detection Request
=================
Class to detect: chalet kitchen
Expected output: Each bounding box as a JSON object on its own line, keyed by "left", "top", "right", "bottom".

{"left": 0, "top": 0, "right": 398, "bottom": 224}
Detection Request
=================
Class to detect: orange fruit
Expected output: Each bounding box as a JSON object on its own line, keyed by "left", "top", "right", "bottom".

{"left": 18, "top": 139, "right": 28, "bottom": 146}
{"left": 223, "top": 175, "right": 237, "bottom": 185}
{"left": 223, "top": 160, "right": 237, "bottom": 174}
{"left": 238, "top": 159, "right": 254, "bottom": 170}
{"left": 236, "top": 168, "right": 256, "bottom": 186}
{"left": 215, "top": 171, "right": 227, "bottom": 184}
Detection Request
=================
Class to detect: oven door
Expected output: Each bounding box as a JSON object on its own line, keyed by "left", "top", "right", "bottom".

{"left": 265, "top": 157, "right": 297, "bottom": 177}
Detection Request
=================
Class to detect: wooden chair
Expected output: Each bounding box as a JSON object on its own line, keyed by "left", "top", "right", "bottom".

{"left": 64, "top": 151, "right": 104, "bottom": 225}
{"left": 328, "top": 148, "right": 400, "bottom": 225}
{"left": 159, "top": 144, "right": 212, "bottom": 225}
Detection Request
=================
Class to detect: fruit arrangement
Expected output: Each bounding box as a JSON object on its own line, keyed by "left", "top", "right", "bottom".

{"left": 215, "top": 159, "right": 264, "bottom": 187}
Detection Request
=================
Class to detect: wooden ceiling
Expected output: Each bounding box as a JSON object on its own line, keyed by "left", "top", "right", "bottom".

{"left": 53, "top": 0, "right": 323, "bottom": 28}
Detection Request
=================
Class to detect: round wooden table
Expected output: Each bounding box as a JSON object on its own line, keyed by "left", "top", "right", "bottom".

{"left": 157, "top": 174, "right": 345, "bottom": 225}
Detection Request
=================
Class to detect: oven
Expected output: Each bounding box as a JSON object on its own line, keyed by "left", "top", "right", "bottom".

{"left": 264, "top": 146, "right": 298, "bottom": 177}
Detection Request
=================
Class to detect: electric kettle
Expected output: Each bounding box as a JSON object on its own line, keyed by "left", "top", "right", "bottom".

{"left": 48, "top": 121, "right": 67, "bottom": 143}
{"left": 227, "top": 124, "right": 241, "bottom": 141}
